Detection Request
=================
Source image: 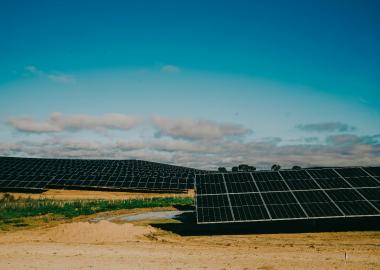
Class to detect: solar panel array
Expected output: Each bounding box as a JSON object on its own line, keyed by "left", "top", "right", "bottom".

{"left": 195, "top": 167, "right": 380, "bottom": 224}
{"left": 0, "top": 157, "right": 200, "bottom": 192}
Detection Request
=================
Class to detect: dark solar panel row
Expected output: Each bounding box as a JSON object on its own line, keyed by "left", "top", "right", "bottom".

{"left": 0, "top": 156, "right": 202, "bottom": 192}
{"left": 195, "top": 167, "right": 380, "bottom": 224}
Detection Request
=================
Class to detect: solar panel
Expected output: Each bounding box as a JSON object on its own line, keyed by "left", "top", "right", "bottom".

{"left": 357, "top": 188, "right": 380, "bottom": 210}
{"left": 306, "top": 169, "right": 350, "bottom": 189}
{"left": 255, "top": 180, "right": 289, "bottom": 192}
{"left": 325, "top": 189, "right": 379, "bottom": 216}
{"left": 195, "top": 174, "right": 227, "bottom": 195}
{"left": 0, "top": 156, "right": 201, "bottom": 193}
{"left": 363, "top": 167, "right": 380, "bottom": 182}
{"left": 230, "top": 193, "right": 269, "bottom": 221}
{"left": 252, "top": 171, "right": 289, "bottom": 192}
{"left": 262, "top": 192, "right": 306, "bottom": 219}
{"left": 196, "top": 194, "right": 233, "bottom": 223}
{"left": 334, "top": 168, "right": 380, "bottom": 188}
{"left": 279, "top": 170, "right": 320, "bottom": 190}
{"left": 195, "top": 167, "right": 380, "bottom": 224}
{"left": 224, "top": 173, "right": 258, "bottom": 193}
{"left": 293, "top": 190, "right": 343, "bottom": 217}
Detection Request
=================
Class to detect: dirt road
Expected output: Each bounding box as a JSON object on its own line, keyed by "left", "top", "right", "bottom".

{"left": 0, "top": 219, "right": 379, "bottom": 270}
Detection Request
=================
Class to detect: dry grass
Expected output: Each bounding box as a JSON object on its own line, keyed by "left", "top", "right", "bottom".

{"left": 0, "top": 193, "right": 193, "bottom": 231}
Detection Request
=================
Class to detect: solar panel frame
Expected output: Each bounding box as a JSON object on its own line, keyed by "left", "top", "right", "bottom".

{"left": 331, "top": 168, "right": 380, "bottom": 214}
{"left": 277, "top": 171, "right": 309, "bottom": 218}
{"left": 360, "top": 167, "right": 380, "bottom": 184}
{"left": 195, "top": 167, "right": 380, "bottom": 224}
{"left": 362, "top": 167, "right": 380, "bottom": 178}
{"left": 0, "top": 157, "right": 201, "bottom": 193}
{"left": 292, "top": 190, "right": 344, "bottom": 217}
{"left": 229, "top": 193, "right": 270, "bottom": 221}
{"left": 304, "top": 169, "right": 346, "bottom": 216}
{"left": 224, "top": 172, "right": 258, "bottom": 193}
{"left": 254, "top": 180, "right": 290, "bottom": 192}
{"left": 249, "top": 173, "right": 273, "bottom": 219}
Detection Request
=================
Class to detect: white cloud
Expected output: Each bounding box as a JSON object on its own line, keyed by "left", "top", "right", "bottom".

{"left": 152, "top": 139, "right": 215, "bottom": 153}
{"left": 7, "top": 113, "right": 143, "bottom": 133}
{"left": 7, "top": 117, "right": 61, "bottom": 133}
{"left": 0, "top": 143, "right": 22, "bottom": 152}
{"left": 6, "top": 114, "right": 251, "bottom": 141}
{"left": 115, "top": 140, "right": 146, "bottom": 151}
{"left": 47, "top": 74, "right": 76, "bottom": 84}
{"left": 1, "top": 133, "right": 380, "bottom": 170}
{"left": 24, "top": 65, "right": 76, "bottom": 84}
{"left": 4, "top": 112, "right": 380, "bottom": 170}
{"left": 50, "top": 112, "right": 143, "bottom": 132}
{"left": 326, "top": 134, "right": 379, "bottom": 146}
{"left": 24, "top": 65, "right": 39, "bottom": 74}
{"left": 151, "top": 115, "right": 252, "bottom": 141}
{"left": 60, "top": 139, "right": 103, "bottom": 151}
{"left": 161, "top": 65, "right": 181, "bottom": 73}
{"left": 296, "top": 122, "right": 356, "bottom": 132}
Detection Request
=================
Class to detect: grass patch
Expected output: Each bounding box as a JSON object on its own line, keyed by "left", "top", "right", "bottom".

{"left": 0, "top": 193, "right": 194, "bottom": 231}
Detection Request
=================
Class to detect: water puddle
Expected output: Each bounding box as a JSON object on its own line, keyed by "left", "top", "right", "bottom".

{"left": 90, "top": 210, "right": 192, "bottom": 222}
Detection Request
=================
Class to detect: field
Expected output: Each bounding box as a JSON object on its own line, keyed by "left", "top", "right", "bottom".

{"left": 0, "top": 192, "right": 193, "bottom": 231}
{"left": 0, "top": 191, "right": 380, "bottom": 270}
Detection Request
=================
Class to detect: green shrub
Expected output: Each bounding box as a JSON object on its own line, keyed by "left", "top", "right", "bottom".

{"left": 0, "top": 196, "right": 193, "bottom": 221}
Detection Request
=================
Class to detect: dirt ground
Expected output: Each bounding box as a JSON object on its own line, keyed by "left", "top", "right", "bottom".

{"left": 0, "top": 213, "right": 379, "bottom": 269}
{"left": 1, "top": 189, "right": 193, "bottom": 200}
{"left": 1, "top": 190, "right": 379, "bottom": 269}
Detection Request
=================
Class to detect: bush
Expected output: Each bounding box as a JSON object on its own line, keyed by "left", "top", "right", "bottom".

{"left": 0, "top": 196, "right": 194, "bottom": 221}
{"left": 0, "top": 193, "right": 16, "bottom": 203}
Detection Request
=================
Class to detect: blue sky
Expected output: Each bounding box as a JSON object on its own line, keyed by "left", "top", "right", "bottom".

{"left": 0, "top": 0, "right": 379, "bottom": 169}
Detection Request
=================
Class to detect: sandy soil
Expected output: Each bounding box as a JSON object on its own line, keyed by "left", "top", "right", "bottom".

{"left": 1, "top": 189, "right": 193, "bottom": 200}
{"left": 0, "top": 219, "right": 379, "bottom": 270}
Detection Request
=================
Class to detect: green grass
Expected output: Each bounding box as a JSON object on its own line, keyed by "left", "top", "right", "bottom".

{"left": 0, "top": 193, "right": 194, "bottom": 230}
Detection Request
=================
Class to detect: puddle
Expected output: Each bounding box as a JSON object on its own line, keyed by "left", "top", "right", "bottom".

{"left": 90, "top": 210, "right": 192, "bottom": 222}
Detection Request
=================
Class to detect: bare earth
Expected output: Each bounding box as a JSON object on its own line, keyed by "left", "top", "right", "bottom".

{"left": 0, "top": 218, "right": 379, "bottom": 270}
{"left": 1, "top": 190, "right": 379, "bottom": 269}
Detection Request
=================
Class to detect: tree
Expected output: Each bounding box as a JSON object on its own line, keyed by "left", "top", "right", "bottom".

{"left": 238, "top": 164, "right": 249, "bottom": 171}
{"left": 218, "top": 167, "right": 227, "bottom": 173}
{"left": 271, "top": 164, "right": 281, "bottom": 171}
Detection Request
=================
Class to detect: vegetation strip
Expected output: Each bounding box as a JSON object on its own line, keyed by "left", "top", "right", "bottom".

{"left": 0, "top": 193, "right": 193, "bottom": 230}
